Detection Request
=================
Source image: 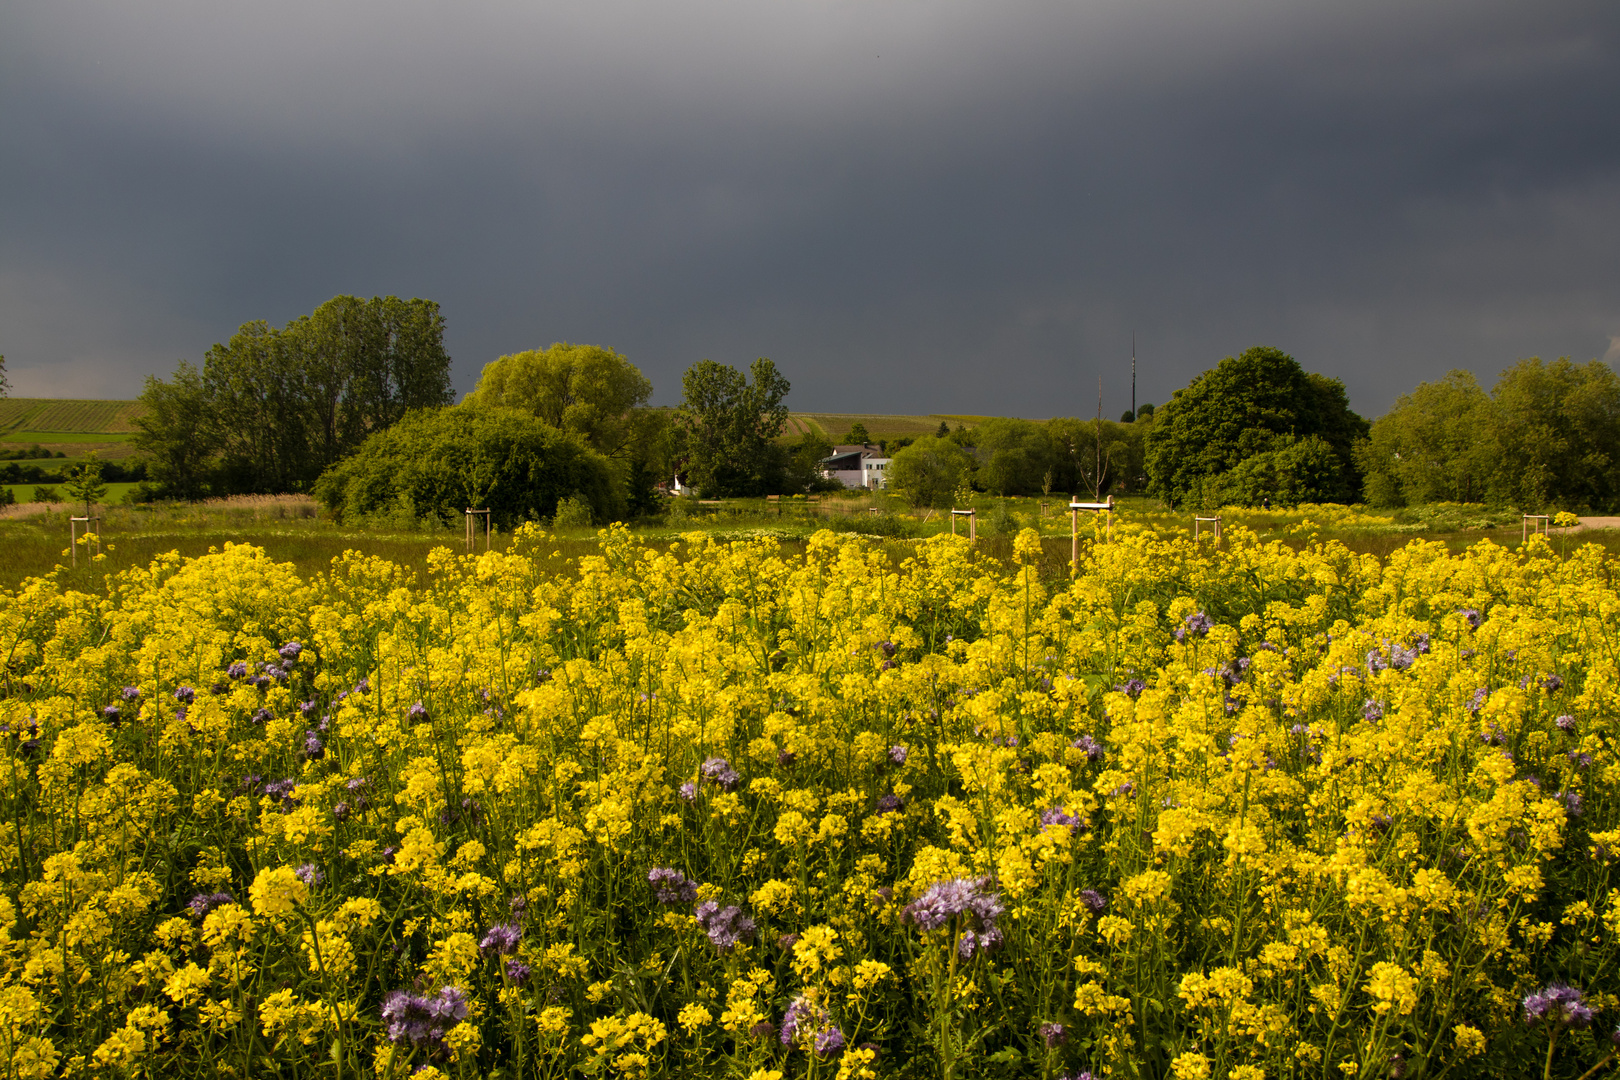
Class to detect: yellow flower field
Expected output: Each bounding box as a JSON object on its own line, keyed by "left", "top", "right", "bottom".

{"left": 0, "top": 523, "right": 1615, "bottom": 1079}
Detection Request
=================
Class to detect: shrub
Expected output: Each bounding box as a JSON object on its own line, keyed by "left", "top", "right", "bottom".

{"left": 315, "top": 404, "right": 622, "bottom": 529}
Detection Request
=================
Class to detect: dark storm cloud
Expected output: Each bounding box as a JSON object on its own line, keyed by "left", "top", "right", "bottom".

{"left": 2, "top": 0, "right": 1617, "bottom": 418}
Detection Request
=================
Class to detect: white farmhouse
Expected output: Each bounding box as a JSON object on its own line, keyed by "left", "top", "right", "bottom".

{"left": 820, "top": 443, "right": 890, "bottom": 489}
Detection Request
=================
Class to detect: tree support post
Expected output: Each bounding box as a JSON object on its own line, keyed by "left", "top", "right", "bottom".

{"left": 1194, "top": 515, "right": 1222, "bottom": 548}
{"left": 69, "top": 516, "right": 101, "bottom": 568}
{"left": 1523, "top": 514, "right": 1550, "bottom": 544}
{"left": 951, "top": 508, "right": 976, "bottom": 544}
{"left": 465, "top": 508, "right": 491, "bottom": 553}
{"left": 1069, "top": 496, "right": 1115, "bottom": 570}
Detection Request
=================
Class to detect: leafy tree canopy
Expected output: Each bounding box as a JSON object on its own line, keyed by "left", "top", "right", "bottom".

{"left": 466, "top": 343, "right": 653, "bottom": 457}
{"left": 1356, "top": 359, "right": 1620, "bottom": 512}
{"left": 133, "top": 361, "right": 217, "bottom": 501}
{"left": 1356, "top": 370, "right": 1496, "bottom": 507}
{"left": 137, "top": 295, "right": 453, "bottom": 498}
{"left": 675, "top": 358, "right": 791, "bottom": 496}
{"left": 887, "top": 436, "right": 975, "bottom": 509}
{"left": 975, "top": 418, "right": 1053, "bottom": 496}
{"left": 1144, "top": 346, "right": 1367, "bottom": 507}
{"left": 65, "top": 451, "right": 108, "bottom": 517}
{"left": 314, "top": 404, "right": 622, "bottom": 530}
{"left": 1489, "top": 357, "right": 1620, "bottom": 512}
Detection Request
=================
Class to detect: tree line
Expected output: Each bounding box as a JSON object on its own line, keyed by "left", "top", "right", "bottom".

{"left": 134, "top": 295, "right": 1619, "bottom": 519}
{"left": 135, "top": 295, "right": 455, "bottom": 498}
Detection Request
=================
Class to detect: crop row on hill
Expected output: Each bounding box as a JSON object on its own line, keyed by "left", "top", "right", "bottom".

{"left": 0, "top": 398, "right": 148, "bottom": 434}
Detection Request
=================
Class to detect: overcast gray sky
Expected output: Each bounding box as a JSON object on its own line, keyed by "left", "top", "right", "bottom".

{"left": 3, "top": 0, "right": 1617, "bottom": 419}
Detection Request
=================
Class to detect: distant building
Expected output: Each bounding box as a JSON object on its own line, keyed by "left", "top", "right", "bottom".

{"left": 821, "top": 444, "right": 890, "bottom": 489}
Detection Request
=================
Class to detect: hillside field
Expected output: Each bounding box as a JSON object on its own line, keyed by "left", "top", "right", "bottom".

{"left": 0, "top": 398, "right": 148, "bottom": 461}
{"left": 785, "top": 412, "right": 1004, "bottom": 441}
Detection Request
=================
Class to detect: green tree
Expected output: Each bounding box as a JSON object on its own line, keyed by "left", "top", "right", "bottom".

{"left": 139, "top": 295, "right": 453, "bottom": 498}
{"left": 675, "top": 358, "right": 792, "bottom": 496}
{"left": 65, "top": 452, "right": 108, "bottom": 517}
{"left": 1046, "top": 417, "right": 1144, "bottom": 496}
{"left": 975, "top": 418, "right": 1053, "bottom": 496}
{"left": 1144, "top": 346, "right": 1368, "bottom": 507}
{"left": 887, "top": 435, "right": 974, "bottom": 509}
{"left": 314, "top": 405, "right": 622, "bottom": 530}
{"left": 845, "top": 422, "right": 870, "bottom": 444}
{"left": 1489, "top": 357, "right": 1620, "bottom": 511}
{"left": 133, "top": 361, "right": 219, "bottom": 500}
{"left": 0, "top": 353, "right": 8, "bottom": 396}
{"left": 288, "top": 295, "right": 454, "bottom": 471}
{"left": 785, "top": 429, "right": 837, "bottom": 493}
{"left": 1355, "top": 370, "right": 1496, "bottom": 507}
{"left": 467, "top": 342, "right": 653, "bottom": 457}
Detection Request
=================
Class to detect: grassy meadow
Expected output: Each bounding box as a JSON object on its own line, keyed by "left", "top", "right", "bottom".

{"left": 2, "top": 492, "right": 1614, "bottom": 596}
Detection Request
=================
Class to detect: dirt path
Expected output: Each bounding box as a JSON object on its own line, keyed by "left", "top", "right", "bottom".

{"left": 1564, "top": 517, "right": 1620, "bottom": 531}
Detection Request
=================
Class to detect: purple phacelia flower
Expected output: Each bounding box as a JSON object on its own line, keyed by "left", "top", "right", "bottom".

{"left": 250, "top": 707, "right": 273, "bottom": 726}
{"left": 1541, "top": 674, "right": 1564, "bottom": 693}
{"left": 381, "top": 986, "right": 469, "bottom": 1050}
{"left": 278, "top": 641, "right": 303, "bottom": 661}
{"left": 226, "top": 661, "right": 248, "bottom": 679}
{"left": 902, "top": 877, "right": 1004, "bottom": 958}
{"left": 187, "top": 892, "right": 236, "bottom": 918}
{"left": 679, "top": 781, "right": 699, "bottom": 802}
{"left": 1079, "top": 888, "right": 1108, "bottom": 915}
{"left": 647, "top": 867, "right": 699, "bottom": 904}
{"left": 1555, "top": 714, "right": 1575, "bottom": 732}
{"left": 1362, "top": 700, "right": 1385, "bottom": 722}
{"left": 781, "top": 995, "right": 843, "bottom": 1055}
{"left": 303, "top": 731, "right": 325, "bottom": 759}
{"left": 175, "top": 686, "right": 195, "bottom": 704}
{"left": 504, "top": 960, "right": 531, "bottom": 986}
{"left": 700, "top": 756, "right": 740, "bottom": 791}
{"left": 1458, "top": 607, "right": 1482, "bottom": 630}
{"left": 1174, "top": 611, "right": 1214, "bottom": 643}
{"left": 1524, "top": 984, "right": 1593, "bottom": 1029}
{"left": 1039, "top": 806, "right": 1081, "bottom": 829}
{"left": 1116, "top": 677, "right": 1146, "bottom": 698}
{"left": 101, "top": 704, "right": 121, "bottom": 724}
{"left": 262, "top": 778, "right": 298, "bottom": 805}
{"left": 121, "top": 686, "right": 141, "bottom": 701}
{"left": 888, "top": 745, "right": 908, "bottom": 766}
{"left": 479, "top": 923, "right": 522, "bottom": 957}
{"left": 407, "top": 702, "right": 428, "bottom": 722}
{"left": 1072, "top": 735, "right": 1105, "bottom": 762}
{"left": 294, "top": 863, "right": 323, "bottom": 887}
{"left": 1040, "top": 1021, "right": 1068, "bottom": 1048}
{"left": 694, "top": 901, "right": 755, "bottom": 951}
{"left": 814, "top": 1027, "right": 846, "bottom": 1055}
{"left": 875, "top": 793, "right": 904, "bottom": 814}
{"left": 1559, "top": 791, "right": 1583, "bottom": 818}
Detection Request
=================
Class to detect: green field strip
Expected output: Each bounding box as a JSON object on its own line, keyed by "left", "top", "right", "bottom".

{"left": 3, "top": 482, "right": 141, "bottom": 505}
{"left": 2, "top": 430, "right": 136, "bottom": 444}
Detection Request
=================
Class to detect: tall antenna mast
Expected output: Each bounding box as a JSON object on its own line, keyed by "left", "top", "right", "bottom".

{"left": 1131, "top": 331, "right": 1137, "bottom": 418}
